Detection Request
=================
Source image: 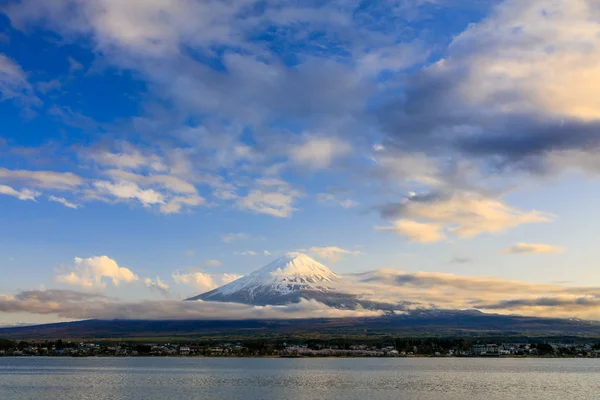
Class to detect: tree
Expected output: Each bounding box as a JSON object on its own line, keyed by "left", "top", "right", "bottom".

{"left": 537, "top": 343, "right": 554, "bottom": 356}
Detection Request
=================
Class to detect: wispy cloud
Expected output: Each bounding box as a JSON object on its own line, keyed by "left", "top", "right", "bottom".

{"left": 235, "top": 251, "right": 257, "bottom": 256}
{"left": 221, "top": 232, "right": 249, "bottom": 243}
{"left": 0, "top": 184, "right": 37, "bottom": 201}
{"left": 48, "top": 195, "right": 78, "bottom": 209}
{"left": 299, "top": 246, "right": 364, "bottom": 264}
{"left": 375, "top": 219, "right": 446, "bottom": 243}
{"left": 503, "top": 243, "right": 565, "bottom": 255}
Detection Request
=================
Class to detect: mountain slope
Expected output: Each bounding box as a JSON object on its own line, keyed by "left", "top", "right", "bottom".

{"left": 186, "top": 253, "right": 377, "bottom": 309}
{"left": 2, "top": 312, "right": 599, "bottom": 339}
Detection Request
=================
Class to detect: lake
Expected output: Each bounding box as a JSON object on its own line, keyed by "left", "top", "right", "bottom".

{"left": 1, "top": 357, "right": 599, "bottom": 399}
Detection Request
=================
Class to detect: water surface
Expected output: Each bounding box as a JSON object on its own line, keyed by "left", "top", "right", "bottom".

{"left": 1, "top": 357, "right": 599, "bottom": 399}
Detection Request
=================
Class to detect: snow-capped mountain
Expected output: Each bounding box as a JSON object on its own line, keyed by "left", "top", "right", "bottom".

{"left": 186, "top": 253, "right": 380, "bottom": 309}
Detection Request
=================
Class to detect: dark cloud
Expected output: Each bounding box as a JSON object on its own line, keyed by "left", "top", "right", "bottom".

{"left": 450, "top": 257, "right": 471, "bottom": 264}
{"left": 474, "top": 297, "right": 600, "bottom": 310}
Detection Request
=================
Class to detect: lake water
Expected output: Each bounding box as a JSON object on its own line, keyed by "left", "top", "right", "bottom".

{"left": 1, "top": 357, "right": 599, "bottom": 399}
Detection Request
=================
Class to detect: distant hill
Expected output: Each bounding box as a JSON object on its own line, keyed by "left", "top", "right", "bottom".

{"left": 1, "top": 311, "right": 599, "bottom": 340}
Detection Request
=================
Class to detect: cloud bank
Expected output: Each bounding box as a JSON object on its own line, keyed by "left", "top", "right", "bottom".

{"left": 0, "top": 291, "right": 382, "bottom": 320}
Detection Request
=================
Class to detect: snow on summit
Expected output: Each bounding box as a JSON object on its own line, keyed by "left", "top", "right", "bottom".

{"left": 186, "top": 253, "right": 340, "bottom": 303}
{"left": 186, "top": 253, "right": 399, "bottom": 310}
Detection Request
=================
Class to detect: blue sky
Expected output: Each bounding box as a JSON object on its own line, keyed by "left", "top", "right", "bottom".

{"left": 2, "top": 0, "right": 600, "bottom": 324}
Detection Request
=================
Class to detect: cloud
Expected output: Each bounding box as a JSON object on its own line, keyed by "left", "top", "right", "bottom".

{"left": 236, "top": 177, "right": 303, "bottom": 218}
{"left": 450, "top": 257, "right": 471, "bottom": 264}
{"left": 339, "top": 199, "right": 359, "bottom": 209}
{"left": 93, "top": 180, "right": 164, "bottom": 207}
{"left": 378, "top": 0, "right": 600, "bottom": 178}
{"left": 4, "top": 0, "right": 596, "bottom": 240}
{"left": 89, "top": 148, "right": 167, "bottom": 172}
{"left": 235, "top": 251, "right": 257, "bottom": 256}
{"left": 0, "top": 168, "right": 84, "bottom": 190}
{"left": 159, "top": 194, "right": 205, "bottom": 214}
{"left": 375, "top": 219, "right": 446, "bottom": 243}
{"left": 7, "top": 266, "right": 600, "bottom": 320}
{"left": 503, "top": 243, "right": 565, "bottom": 255}
{"left": 55, "top": 256, "right": 139, "bottom": 289}
{"left": 237, "top": 189, "right": 300, "bottom": 218}
{"left": 220, "top": 273, "right": 243, "bottom": 285}
{"left": 0, "top": 165, "right": 204, "bottom": 214}
{"left": 0, "top": 184, "right": 37, "bottom": 201}
{"left": 299, "top": 246, "right": 364, "bottom": 264}
{"left": 448, "top": 0, "right": 600, "bottom": 122}
{"left": 68, "top": 56, "right": 83, "bottom": 73}
{"left": 0, "top": 53, "right": 39, "bottom": 105}
{"left": 317, "top": 193, "right": 359, "bottom": 209}
{"left": 345, "top": 269, "right": 600, "bottom": 320}
{"left": 221, "top": 232, "right": 249, "bottom": 243}
{"left": 144, "top": 276, "right": 170, "bottom": 295}
{"left": 172, "top": 271, "right": 242, "bottom": 293}
{"left": 263, "top": 250, "right": 272, "bottom": 256}
{"left": 48, "top": 195, "right": 78, "bottom": 209}
{"left": 0, "top": 290, "right": 382, "bottom": 320}
{"left": 378, "top": 191, "right": 550, "bottom": 240}
{"left": 104, "top": 170, "right": 197, "bottom": 195}
{"left": 204, "top": 259, "right": 222, "bottom": 267}
{"left": 290, "top": 136, "right": 352, "bottom": 169}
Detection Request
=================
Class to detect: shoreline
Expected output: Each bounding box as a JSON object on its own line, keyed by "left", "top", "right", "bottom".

{"left": 1, "top": 354, "right": 597, "bottom": 359}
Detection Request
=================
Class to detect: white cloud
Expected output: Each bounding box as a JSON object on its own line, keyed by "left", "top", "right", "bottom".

{"left": 0, "top": 168, "right": 84, "bottom": 190}
{"left": 48, "top": 195, "right": 78, "bottom": 209}
{"left": 93, "top": 180, "right": 164, "bottom": 206}
{"left": 159, "top": 194, "right": 205, "bottom": 214}
{"left": 56, "top": 256, "right": 139, "bottom": 289}
{"left": 90, "top": 149, "right": 166, "bottom": 172}
{"left": 299, "top": 246, "right": 364, "bottom": 263}
{"left": 503, "top": 243, "right": 565, "bottom": 255}
{"left": 172, "top": 271, "right": 242, "bottom": 292}
{"left": 172, "top": 271, "right": 215, "bottom": 292}
{"left": 379, "top": 191, "right": 551, "bottom": 240}
{"left": 290, "top": 136, "right": 352, "bottom": 169}
{"left": 0, "top": 184, "right": 37, "bottom": 201}
{"left": 263, "top": 250, "right": 272, "bottom": 256}
{"left": 144, "top": 276, "right": 170, "bottom": 295}
{"left": 105, "top": 170, "right": 197, "bottom": 194}
{"left": 238, "top": 187, "right": 300, "bottom": 218}
{"left": 235, "top": 251, "right": 257, "bottom": 256}
{"left": 445, "top": 0, "right": 600, "bottom": 121}
{"left": 375, "top": 219, "right": 446, "bottom": 243}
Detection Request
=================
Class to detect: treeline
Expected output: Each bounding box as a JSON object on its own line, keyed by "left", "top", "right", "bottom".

{"left": 0, "top": 338, "right": 69, "bottom": 351}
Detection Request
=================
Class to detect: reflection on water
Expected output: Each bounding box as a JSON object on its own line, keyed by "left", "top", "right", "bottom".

{"left": 1, "top": 357, "right": 600, "bottom": 400}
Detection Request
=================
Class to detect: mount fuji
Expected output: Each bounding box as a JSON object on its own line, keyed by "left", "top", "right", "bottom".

{"left": 186, "top": 253, "right": 388, "bottom": 309}
{"left": 3, "top": 254, "right": 599, "bottom": 339}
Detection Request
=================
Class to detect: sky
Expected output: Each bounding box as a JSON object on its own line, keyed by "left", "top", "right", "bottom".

{"left": 1, "top": 0, "right": 600, "bottom": 325}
